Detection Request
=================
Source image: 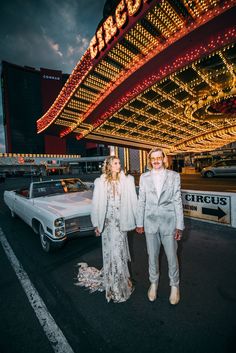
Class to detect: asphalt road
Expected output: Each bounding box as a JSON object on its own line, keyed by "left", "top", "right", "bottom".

{"left": 1, "top": 172, "right": 236, "bottom": 193}
{"left": 180, "top": 174, "right": 236, "bottom": 193}
{"left": 0, "top": 177, "right": 236, "bottom": 353}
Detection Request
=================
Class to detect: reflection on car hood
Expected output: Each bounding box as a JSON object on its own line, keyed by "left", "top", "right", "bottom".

{"left": 33, "top": 190, "right": 93, "bottom": 218}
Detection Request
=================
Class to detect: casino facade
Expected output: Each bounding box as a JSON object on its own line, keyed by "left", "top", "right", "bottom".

{"left": 36, "top": 0, "right": 236, "bottom": 164}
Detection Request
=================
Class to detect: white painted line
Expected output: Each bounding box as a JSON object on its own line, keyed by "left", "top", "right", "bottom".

{"left": 0, "top": 227, "right": 74, "bottom": 353}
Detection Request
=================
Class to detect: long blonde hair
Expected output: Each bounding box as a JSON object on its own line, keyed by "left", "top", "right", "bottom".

{"left": 102, "top": 155, "right": 120, "bottom": 182}
{"left": 147, "top": 147, "right": 168, "bottom": 170}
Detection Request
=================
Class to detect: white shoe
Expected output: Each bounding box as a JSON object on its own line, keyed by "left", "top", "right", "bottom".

{"left": 169, "top": 286, "right": 180, "bottom": 305}
{"left": 148, "top": 283, "right": 158, "bottom": 302}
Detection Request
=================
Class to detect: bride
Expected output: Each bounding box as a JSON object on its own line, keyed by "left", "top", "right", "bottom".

{"left": 76, "top": 155, "right": 137, "bottom": 303}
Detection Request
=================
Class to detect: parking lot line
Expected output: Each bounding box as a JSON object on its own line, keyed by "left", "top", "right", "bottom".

{"left": 0, "top": 227, "right": 74, "bottom": 353}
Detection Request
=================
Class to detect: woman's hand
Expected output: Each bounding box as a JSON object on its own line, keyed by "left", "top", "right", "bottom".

{"left": 175, "top": 229, "right": 182, "bottom": 241}
{"left": 95, "top": 227, "right": 101, "bottom": 237}
{"left": 136, "top": 227, "right": 144, "bottom": 234}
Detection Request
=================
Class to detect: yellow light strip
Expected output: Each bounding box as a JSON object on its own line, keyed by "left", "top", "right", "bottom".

{"left": 151, "top": 7, "right": 175, "bottom": 36}
{"left": 159, "top": 1, "right": 185, "bottom": 29}
{"left": 125, "top": 32, "right": 147, "bottom": 54}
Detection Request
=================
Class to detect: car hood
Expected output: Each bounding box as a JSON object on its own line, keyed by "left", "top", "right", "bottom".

{"left": 33, "top": 190, "right": 93, "bottom": 218}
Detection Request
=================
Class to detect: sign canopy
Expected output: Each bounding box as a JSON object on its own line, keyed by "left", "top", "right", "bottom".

{"left": 37, "top": 0, "right": 236, "bottom": 154}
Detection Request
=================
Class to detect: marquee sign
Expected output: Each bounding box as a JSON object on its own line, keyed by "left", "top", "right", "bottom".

{"left": 90, "top": 0, "right": 153, "bottom": 59}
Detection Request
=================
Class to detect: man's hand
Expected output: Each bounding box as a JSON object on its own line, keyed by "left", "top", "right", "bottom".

{"left": 95, "top": 227, "right": 101, "bottom": 237}
{"left": 136, "top": 227, "right": 144, "bottom": 234}
{"left": 175, "top": 229, "right": 182, "bottom": 241}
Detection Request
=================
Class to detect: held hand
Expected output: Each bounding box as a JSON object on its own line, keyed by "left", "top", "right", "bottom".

{"left": 95, "top": 227, "right": 101, "bottom": 237}
{"left": 175, "top": 229, "right": 183, "bottom": 241}
{"left": 136, "top": 227, "right": 144, "bottom": 234}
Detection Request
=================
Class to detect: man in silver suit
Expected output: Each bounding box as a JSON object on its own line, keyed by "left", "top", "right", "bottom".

{"left": 136, "top": 147, "right": 184, "bottom": 305}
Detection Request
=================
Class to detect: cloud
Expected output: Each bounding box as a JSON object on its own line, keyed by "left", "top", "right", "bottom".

{"left": 0, "top": 0, "right": 107, "bottom": 152}
{"left": 0, "top": 144, "right": 5, "bottom": 153}
{"left": 46, "top": 36, "right": 63, "bottom": 57}
{"left": 67, "top": 45, "right": 75, "bottom": 57}
{"left": 0, "top": 0, "right": 106, "bottom": 73}
{"left": 76, "top": 34, "right": 89, "bottom": 52}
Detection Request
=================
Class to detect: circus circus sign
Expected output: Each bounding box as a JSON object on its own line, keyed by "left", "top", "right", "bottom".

{"left": 90, "top": 0, "right": 153, "bottom": 59}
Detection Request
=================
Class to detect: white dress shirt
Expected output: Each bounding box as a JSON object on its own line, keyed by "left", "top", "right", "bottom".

{"left": 151, "top": 168, "right": 166, "bottom": 201}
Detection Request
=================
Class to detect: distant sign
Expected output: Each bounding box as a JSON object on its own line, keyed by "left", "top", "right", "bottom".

{"left": 24, "top": 159, "right": 35, "bottom": 164}
{"left": 18, "top": 156, "right": 25, "bottom": 164}
{"left": 181, "top": 191, "right": 231, "bottom": 225}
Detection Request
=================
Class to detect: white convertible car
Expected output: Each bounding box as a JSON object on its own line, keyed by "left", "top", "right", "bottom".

{"left": 4, "top": 178, "right": 94, "bottom": 252}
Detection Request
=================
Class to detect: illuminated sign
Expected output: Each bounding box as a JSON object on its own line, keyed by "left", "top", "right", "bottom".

{"left": 181, "top": 191, "right": 231, "bottom": 225}
{"left": 18, "top": 156, "right": 25, "bottom": 164}
{"left": 90, "top": 0, "right": 153, "bottom": 59}
{"left": 18, "top": 157, "right": 35, "bottom": 164}
{"left": 24, "top": 159, "right": 35, "bottom": 164}
{"left": 42, "top": 75, "right": 60, "bottom": 80}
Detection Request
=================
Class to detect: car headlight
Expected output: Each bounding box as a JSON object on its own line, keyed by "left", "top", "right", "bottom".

{"left": 55, "top": 227, "right": 65, "bottom": 237}
{"left": 54, "top": 218, "right": 65, "bottom": 227}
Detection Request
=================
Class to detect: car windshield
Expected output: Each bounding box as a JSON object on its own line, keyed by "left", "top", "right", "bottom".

{"left": 32, "top": 179, "right": 88, "bottom": 198}
{"left": 213, "top": 161, "right": 227, "bottom": 167}
{"left": 213, "top": 160, "right": 236, "bottom": 167}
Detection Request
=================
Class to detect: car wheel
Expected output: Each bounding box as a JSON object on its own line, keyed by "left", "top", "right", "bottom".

{"left": 205, "top": 171, "right": 214, "bottom": 178}
{"left": 39, "top": 223, "right": 51, "bottom": 252}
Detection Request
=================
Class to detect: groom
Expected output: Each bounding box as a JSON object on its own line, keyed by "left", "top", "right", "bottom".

{"left": 136, "top": 147, "right": 184, "bottom": 305}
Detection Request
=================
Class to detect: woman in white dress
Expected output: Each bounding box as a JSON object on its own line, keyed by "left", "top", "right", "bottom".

{"left": 76, "top": 156, "right": 137, "bottom": 303}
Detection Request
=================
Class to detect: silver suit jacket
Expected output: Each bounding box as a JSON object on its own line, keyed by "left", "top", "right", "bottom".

{"left": 136, "top": 169, "right": 184, "bottom": 235}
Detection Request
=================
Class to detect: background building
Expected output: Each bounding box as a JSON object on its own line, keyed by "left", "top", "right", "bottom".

{"left": 1, "top": 61, "right": 109, "bottom": 156}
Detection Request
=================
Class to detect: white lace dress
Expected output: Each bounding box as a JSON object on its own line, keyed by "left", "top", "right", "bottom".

{"left": 76, "top": 180, "right": 133, "bottom": 303}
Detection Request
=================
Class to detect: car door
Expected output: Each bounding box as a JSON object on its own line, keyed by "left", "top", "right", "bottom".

{"left": 212, "top": 161, "right": 227, "bottom": 175}
{"left": 13, "top": 193, "right": 27, "bottom": 220}
{"left": 226, "top": 160, "right": 236, "bottom": 176}
{"left": 13, "top": 193, "right": 33, "bottom": 226}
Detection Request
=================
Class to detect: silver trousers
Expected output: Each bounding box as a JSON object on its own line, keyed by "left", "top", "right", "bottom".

{"left": 145, "top": 231, "right": 179, "bottom": 286}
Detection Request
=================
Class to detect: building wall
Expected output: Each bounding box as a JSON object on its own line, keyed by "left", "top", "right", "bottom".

{"left": 44, "top": 135, "right": 67, "bottom": 155}
{"left": 40, "top": 68, "right": 63, "bottom": 114}
{"left": 2, "top": 62, "right": 44, "bottom": 154}
{"left": 1, "top": 61, "right": 105, "bottom": 156}
{"left": 1, "top": 62, "right": 76, "bottom": 155}
{"left": 129, "top": 148, "right": 140, "bottom": 172}
{"left": 118, "top": 146, "right": 140, "bottom": 172}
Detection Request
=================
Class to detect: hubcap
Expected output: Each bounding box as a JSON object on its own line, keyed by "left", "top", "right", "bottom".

{"left": 39, "top": 225, "right": 49, "bottom": 250}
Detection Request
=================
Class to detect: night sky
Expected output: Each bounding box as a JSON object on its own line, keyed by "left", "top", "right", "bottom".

{"left": 0, "top": 0, "right": 108, "bottom": 152}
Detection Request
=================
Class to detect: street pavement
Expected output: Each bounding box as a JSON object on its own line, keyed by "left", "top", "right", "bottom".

{"left": 0, "top": 176, "right": 235, "bottom": 353}
{"left": 1, "top": 172, "right": 236, "bottom": 192}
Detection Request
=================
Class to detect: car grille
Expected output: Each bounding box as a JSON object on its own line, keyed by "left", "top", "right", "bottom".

{"left": 65, "top": 216, "right": 94, "bottom": 234}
